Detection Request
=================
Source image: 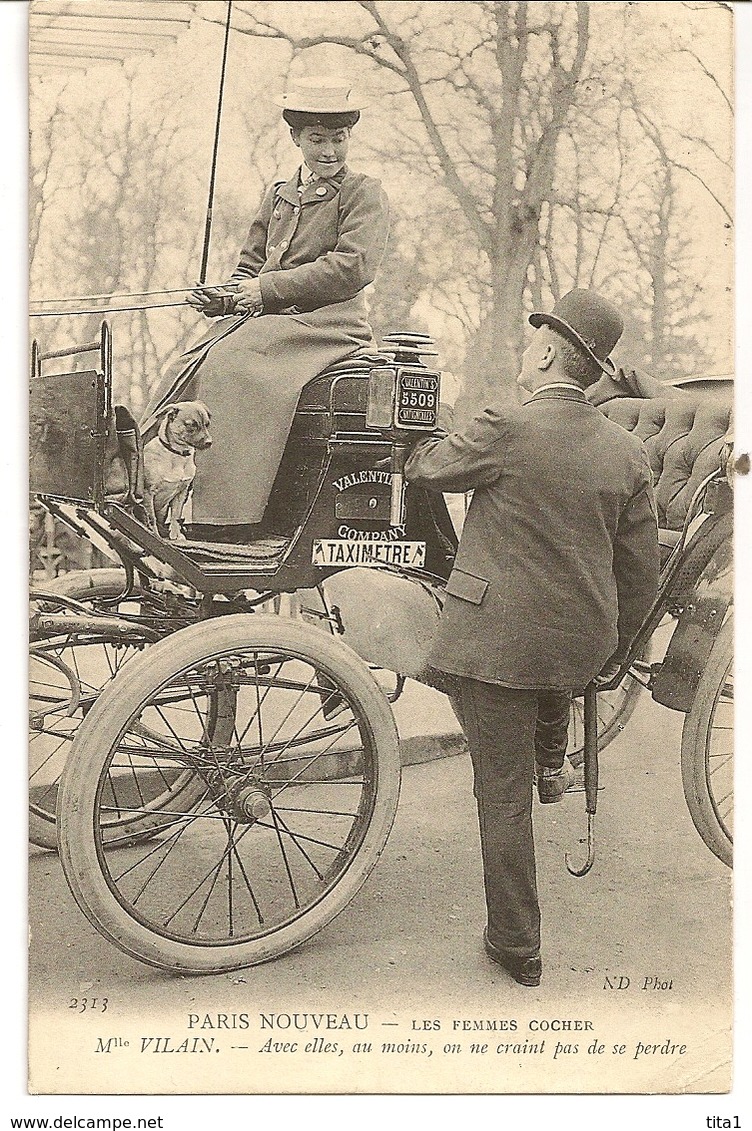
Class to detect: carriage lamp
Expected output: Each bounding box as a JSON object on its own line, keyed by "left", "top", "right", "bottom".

{"left": 366, "top": 335, "right": 442, "bottom": 527}
{"left": 365, "top": 366, "right": 397, "bottom": 431}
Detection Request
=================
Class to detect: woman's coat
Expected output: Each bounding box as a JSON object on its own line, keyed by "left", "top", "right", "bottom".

{"left": 144, "top": 165, "right": 389, "bottom": 525}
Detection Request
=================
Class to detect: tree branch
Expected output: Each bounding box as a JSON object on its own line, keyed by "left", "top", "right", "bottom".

{"left": 357, "top": 1, "right": 495, "bottom": 254}
{"left": 629, "top": 88, "right": 733, "bottom": 226}
{"left": 665, "top": 160, "right": 733, "bottom": 224}
{"left": 677, "top": 45, "right": 732, "bottom": 115}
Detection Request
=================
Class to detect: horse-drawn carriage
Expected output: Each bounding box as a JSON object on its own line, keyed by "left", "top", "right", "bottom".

{"left": 29, "top": 318, "right": 733, "bottom": 973}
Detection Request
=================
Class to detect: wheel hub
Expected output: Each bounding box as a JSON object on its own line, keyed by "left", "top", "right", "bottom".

{"left": 205, "top": 768, "right": 273, "bottom": 824}
{"left": 233, "top": 785, "right": 272, "bottom": 822}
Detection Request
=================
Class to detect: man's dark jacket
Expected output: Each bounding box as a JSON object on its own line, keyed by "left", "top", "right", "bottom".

{"left": 404, "top": 386, "right": 660, "bottom": 690}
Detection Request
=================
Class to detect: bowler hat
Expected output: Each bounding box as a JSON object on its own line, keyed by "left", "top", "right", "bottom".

{"left": 273, "top": 77, "right": 368, "bottom": 114}
{"left": 529, "top": 289, "right": 623, "bottom": 376}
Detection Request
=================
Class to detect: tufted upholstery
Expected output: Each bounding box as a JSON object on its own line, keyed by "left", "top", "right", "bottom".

{"left": 599, "top": 396, "right": 732, "bottom": 531}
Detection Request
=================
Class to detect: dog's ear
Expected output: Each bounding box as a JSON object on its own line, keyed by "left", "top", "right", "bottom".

{"left": 155, "top": 404, "right": 179, "bottom": 421}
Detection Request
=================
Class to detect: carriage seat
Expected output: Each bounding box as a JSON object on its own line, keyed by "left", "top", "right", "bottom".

{"left": 599, "top": 395, "right": 732, "bottom": 533}
{"left": 318, "top": 351, "right": 391, "bottom": 377}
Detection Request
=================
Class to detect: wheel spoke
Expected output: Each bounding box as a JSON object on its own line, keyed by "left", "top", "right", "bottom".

{"left": 256, "top": 687, "right": 351, "bottom": 771}
{"left": 248, "top": 662, "right": 320, "bottom": 762}
{"left": 257, "top": 818, "right": 346, "bottom": 855}
{"left": 68, "top": 628, "right": 395, "bottom": 961}
{"left": 152, "top": 703, "right": 200, "bottom": 758}
{"left": 263, "top": 778, "right": 365, "bottom": 786}
{"left": 161, "top": 822, "right": 256, "bottom": 927}
{"left": 129, "top": 818, "right": 197, "bottom": 906}
{"left": 271, "top": 810, "right": 325, "bottom": 881}
{"left": 187, "top": 825, "right": 233, "bottom": 935}
{"left": 29, "top": 733, "right": 70, "bottom": 777}
{"left": 30, "top": 782, "right": 60, "bottom": 808}
{"left": 109, "top": 750, "right": 212, "bottom": 772}
{"left": 121, "top": 750, "right": 148, "bottom": 808}
{"left": 227, "top": 822, "right": 234, "bottom": 937}
{"left": 270, "top": 808, "right": 300, "bottom": 909}
{"left": 234, "top": 657, "right": 285, "bottom": 750}
{"left": 274, "top": 806, "right": 359, "bottom": 818}
{"left": 111, "top": 796, "right": 219, "bottom": 880}
{"left": 184, "top": 680, "right": 212, "bottom": 743}
{"left": 228, "top": 838, "right": 264, "bottom": 925}
{"left": 270, "top": 718, "right": 361, "bottom": 802}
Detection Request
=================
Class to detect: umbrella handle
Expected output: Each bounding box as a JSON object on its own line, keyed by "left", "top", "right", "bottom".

{"left": 566, "top": 811, "right": 596, "bottom": 877}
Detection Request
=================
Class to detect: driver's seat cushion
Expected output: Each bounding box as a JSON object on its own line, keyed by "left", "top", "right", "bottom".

{"left": 599, "top": 396, "right": 732, "bottom": 531}
{"left": 319, "top": 351, "right": 391, "bottom": 376}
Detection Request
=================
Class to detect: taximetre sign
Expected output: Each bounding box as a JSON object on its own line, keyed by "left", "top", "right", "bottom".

{"left": 312, "top": 539, "right": 426, "bottom": 568}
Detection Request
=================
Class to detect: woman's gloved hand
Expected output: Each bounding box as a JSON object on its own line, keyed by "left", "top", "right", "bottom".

{"left": 186, "top": 284, "right": 240, "bottom": 319}
{"left": 233, "top": 277, "right": 263, "bottom": 315}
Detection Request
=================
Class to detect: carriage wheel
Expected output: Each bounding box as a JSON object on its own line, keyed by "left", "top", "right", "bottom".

{"left": 30, "top": 569, "right": 135, "bottom": 847}
{"left": 680, "top": 616, "right": 733, "bottom": 867}
{"left": 567, "top": 640, "right": 652, "bottom": 768}
{"left": 58, "top": 615, "right": 401, "bottom": 972}
{"left": 29, "top": 569, "right": 203, "bottom": 849}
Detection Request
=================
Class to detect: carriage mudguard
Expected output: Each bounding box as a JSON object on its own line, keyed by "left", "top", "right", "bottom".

{"left": 303, "top": 568, "right": 446, "bottom": 678}
{"left": 651, "top": 538, "right": 733, "bottom": 713}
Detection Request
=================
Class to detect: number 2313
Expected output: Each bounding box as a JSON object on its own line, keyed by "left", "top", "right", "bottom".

{"left": 68, "top": 997, "right": 108, "bottom": 1013}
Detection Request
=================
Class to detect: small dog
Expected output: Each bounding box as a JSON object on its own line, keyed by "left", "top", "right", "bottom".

{"left": 143, "top": 401, "right": 212, "bottom": 539}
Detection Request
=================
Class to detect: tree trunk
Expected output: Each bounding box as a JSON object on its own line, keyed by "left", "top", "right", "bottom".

{"left": 458, "top": 246, "right": 531, "bottom": 419}
{"left": 649, "top": 169, "right": 671, "bottom": 370}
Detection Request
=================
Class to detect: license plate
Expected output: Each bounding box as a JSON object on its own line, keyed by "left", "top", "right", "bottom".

{"left": 312, "top": 539, "right": 426, "bottom": 568}
{"left": 395, "top": 370, "right": 440, "bottom": 430}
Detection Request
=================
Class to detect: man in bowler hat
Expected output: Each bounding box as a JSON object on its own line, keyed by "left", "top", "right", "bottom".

{"left": 405, "top": 290, "right": 660, "bottom": 986}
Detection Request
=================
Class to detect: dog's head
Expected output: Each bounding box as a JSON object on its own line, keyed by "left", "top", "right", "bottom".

{"left": 155, "top": 401, "right": 212, "bottom": 451}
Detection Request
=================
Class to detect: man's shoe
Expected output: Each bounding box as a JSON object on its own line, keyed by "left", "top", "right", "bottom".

{"left": 536, "top": 756, "right": 575, "bottom": 804}
{"left": 483, "top": 930, "right": 542, "bottom": 987}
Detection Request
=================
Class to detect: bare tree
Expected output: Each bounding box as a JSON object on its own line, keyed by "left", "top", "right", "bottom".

{"left": 29, "top": 49, "right": 278, "bottom": 411}
{"left": 31, "top": 2, "right": 732, "bottom": 419}
{"left": 29, "top": 86, "right": 69, "bottom": 267}
{"left": 216, "top": 1, "right": 593, "bottom": 403}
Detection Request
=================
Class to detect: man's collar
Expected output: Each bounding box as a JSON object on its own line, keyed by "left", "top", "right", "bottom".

{"left": 523, "top": 381, "right": 589, "bottom": 406}
{"left": 535, "top": 381, "right": 585, "bottom": 395}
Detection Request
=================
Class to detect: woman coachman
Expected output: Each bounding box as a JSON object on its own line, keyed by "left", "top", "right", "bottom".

{"left": 144, "top": 77, "right": 390, "bottom": 541}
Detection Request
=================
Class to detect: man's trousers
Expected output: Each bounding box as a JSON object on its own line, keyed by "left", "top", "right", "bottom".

{"left": 455, "top": 677, "right": 571, "bottom": 959}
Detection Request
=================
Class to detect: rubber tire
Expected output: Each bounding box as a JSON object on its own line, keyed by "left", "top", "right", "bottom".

{"left": 29, "top": 569, "right": 204, "bottom": 850}
{"left": 57, "top": 614, "right": 402, "bottom": 973}
{"left": 29, "top": 569, "right": 129, "bottom": 848}
{"left": 681, "top": 615, "right": 733, "bottom": 867}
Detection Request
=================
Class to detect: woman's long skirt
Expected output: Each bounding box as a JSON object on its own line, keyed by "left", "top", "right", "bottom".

{"left": 142, "top": 295, "right": 374, "bottom": 525}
